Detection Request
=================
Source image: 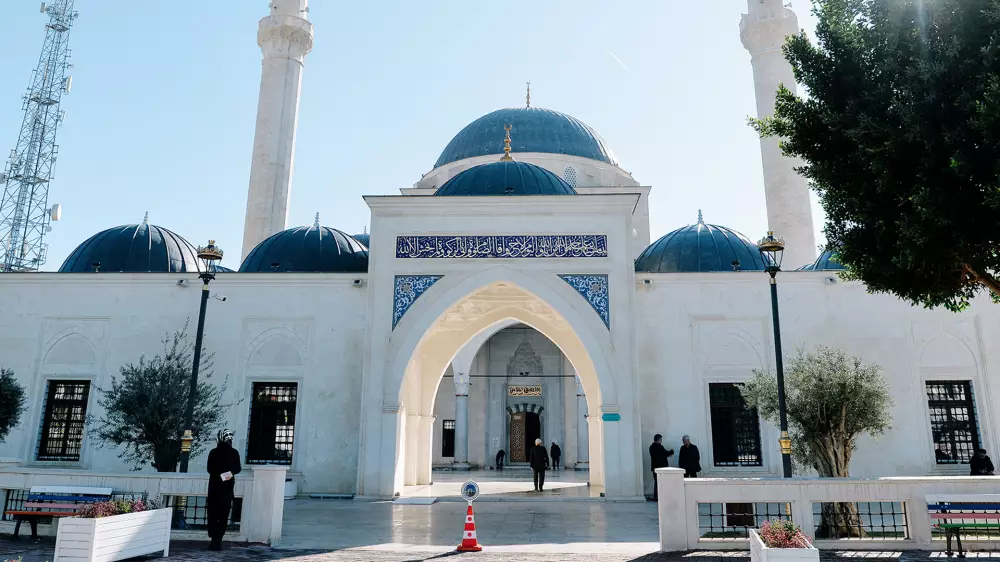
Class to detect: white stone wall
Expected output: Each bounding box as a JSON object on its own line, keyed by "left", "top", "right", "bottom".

{"left": 413, "top": 153, "right": 639, "bottom": 192}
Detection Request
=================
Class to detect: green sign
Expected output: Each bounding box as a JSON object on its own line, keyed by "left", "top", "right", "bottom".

{"left": 601, "top": 413, "right": 621, "bottom": 422}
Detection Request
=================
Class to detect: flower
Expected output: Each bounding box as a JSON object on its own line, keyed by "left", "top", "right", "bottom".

{"left": 77, "top": 498, "right": 152, "bottom": 519}
{"left": 758, "top": 520, "right": 811, "bottom": 548}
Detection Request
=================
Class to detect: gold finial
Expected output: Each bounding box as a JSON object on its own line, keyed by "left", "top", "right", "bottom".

{"left": 526, "top": 81, "right": 531, "bottom": 108}
{"left": 500, "top": 124, "right": 514, "bottom": 162}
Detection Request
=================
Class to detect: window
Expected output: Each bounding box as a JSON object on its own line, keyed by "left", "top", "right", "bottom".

{"left": 926, "top": 381, "right": 981, "bottom": 464}
{"left": 246, "top": 382, "right": 297, "bottom": 465}
{"left": 37, "top": 381, "right": 90, "bottom": 461}
{"left": 709, "top": 383, "right": 763, "bottom": 467}
{"left": 442, "top": 420, "right": 456, "bottom": 457}
{"left": 562, "top": 166, "right": 578, "bottom": 188}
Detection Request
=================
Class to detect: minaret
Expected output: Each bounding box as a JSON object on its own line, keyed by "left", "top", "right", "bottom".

{"left": 740, "top": 0, "right": 816, "bottom": 268}
{"left": 241, "top": 0, "right": 314, "bottom": 260}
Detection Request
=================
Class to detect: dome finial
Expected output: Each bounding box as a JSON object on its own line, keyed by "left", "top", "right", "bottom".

{"left": 142, "top": 211, "right": 149, "bottom": 225}
{"left": 697, "top": 209, "right": 704, "bottom": 224}
{"left": 500, "top": 124, "right": 514, "bottom": 162}
{"left": 313, "top": 212, "right": 320, "bottom": 227}
{"left": 526, "top": 81, "right": 531, "bottom": 108}
{"left": 363, "top": 225, "right": 368, "bottom": 235}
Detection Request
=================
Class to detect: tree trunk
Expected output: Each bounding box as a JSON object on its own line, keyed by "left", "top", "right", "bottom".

{"left": 811, "top": 436, "right": 867, "bottom": 538}
{"left": 816, "top": 501, "right": 866, "bottom": 538}
{"left": 964, "top": 265, "right": 1000, "bottom": 300}
{"left": 153, "top": 439, "right": 180, "bottom": 472}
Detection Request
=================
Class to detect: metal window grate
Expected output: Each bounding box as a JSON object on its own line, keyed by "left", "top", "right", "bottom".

{"left": 812, "top": 502, "right": 908, "bottom": 539}
{"left": 442, "top": 419, "right": 456, "bottom": 457}
{"left": 164, "top": 495, "right": 242, "bottom": 530}
{"left": 246, "top": 382, "right": 298, "bottom": 465}
{"left": 697, "top": 502, "right": 792, "bottom": 539}
{"left": 709, "top": 383, "right": 763, "bottom": 467}
{"left": 37, "top": 381, "right": 90, "bottom": 461}
{"left": 926, "top": 381, "right": 980, "bottom": 464}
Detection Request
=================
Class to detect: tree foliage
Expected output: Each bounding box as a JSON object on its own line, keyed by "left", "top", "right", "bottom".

{"left": 0, "top": 368, "right": 27, "bottom": 443}
{"left": 752, "top": 0, "right": 1000, "bottom": 311}
{"left": 89, "top": 326, "right": 233, "bottom": 471}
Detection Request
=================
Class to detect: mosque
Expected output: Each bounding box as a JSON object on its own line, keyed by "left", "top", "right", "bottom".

{"left": 0, "top": 0, "right": 997, "bottom": 501}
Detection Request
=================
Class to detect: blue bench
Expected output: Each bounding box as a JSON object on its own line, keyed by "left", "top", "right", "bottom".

{"left": 5, "top": 485, "right": 112, "bottom": 540}
{"left": 927, "top": 494, "right": 1000, "bottom": 557}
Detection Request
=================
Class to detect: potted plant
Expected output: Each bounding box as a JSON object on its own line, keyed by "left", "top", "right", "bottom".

{"left": 749, "top": 520, "right": 818, "bottom": 562}
{"left": 54, "top": 498, "right": 173, "bottom": 562}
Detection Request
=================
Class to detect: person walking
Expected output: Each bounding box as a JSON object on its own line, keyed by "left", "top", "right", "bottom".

{"left": 648, "top": 433, "right": 674, "bottom": 501}
{"left": 677, "top": 435, "right": 701, "bottom": 478}
{"left": 530, "top": 438, "right": 549, "bottom": 491}
{"left": 496, "top": 449, "right": 506, "bottom": 471}
{"left": 971, "top": 448, "right": 995, "bottom": 475}
{"left": 206, "top": 429, "right": 242, "bottom": 551}
{"left": 550, "top": 442, "right": 562, "bottom": 471}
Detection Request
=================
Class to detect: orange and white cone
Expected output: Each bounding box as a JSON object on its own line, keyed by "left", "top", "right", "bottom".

{"left": 456, "top": 502, "right": 483, "bottom": 552}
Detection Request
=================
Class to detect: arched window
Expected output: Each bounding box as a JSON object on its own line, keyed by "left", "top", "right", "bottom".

{"left": 563, "top": 166, "right": 578, "bottom": 188}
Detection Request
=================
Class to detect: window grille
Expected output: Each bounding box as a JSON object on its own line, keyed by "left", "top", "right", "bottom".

{"left": 563, "top": 166, "right": 578, "bottom": 188}
{"left": 442, "top": 420, "right": 456, "bottom": 457}
{"left": 926, "top": 381, "right": 980, "bottom": 464}
{"left": 812, "top": 502, "right": 908, "bottom": 539}
{"left": 37, "top": 381, "right": 90, "bottom": 461}
{"left": 697, "top": 502, "right": 792, "bottom": 539}
{"left": 164, "top": 495, "right": 242, "bottom": 530}
{"left": 709, "top": 383, "right": 763, "bottom": 467}
{"left": 246, "top": 382, "right": 297, "bottom": 465}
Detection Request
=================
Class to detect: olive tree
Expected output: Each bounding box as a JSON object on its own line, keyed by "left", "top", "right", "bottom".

{"left": 0, "top": 368, "right": 27, "bottom": 442}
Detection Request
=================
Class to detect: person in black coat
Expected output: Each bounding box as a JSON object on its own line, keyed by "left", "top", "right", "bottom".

{"left": 529, "top": 438, "right": 549, "bottom": 491}
{"left": 206, "top": 429, "right": 242, "bottom": 551}
{"left": 677, "top": 435, "right": 701, "bottom": 478}
{"left": 648, "top": 434, "right": 675, "bottom": 501}
{"left": 550, "top": 442, "right": 562, "bottom": 471}
{"left": 496, "top": 449, "right": 506, "bottom": 470}
{"left": 971, "top": 448, "right": 995, "bottom": 476}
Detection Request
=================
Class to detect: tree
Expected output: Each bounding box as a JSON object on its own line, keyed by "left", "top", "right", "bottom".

{"left": 0, "top": 368, "right": 26, "bottom": 442}
{"left": 741, "top": 346, "right": 893, "bottom": 538}
{"left": 89, "top": 326, "right": 233, "bottom": 472}
{"left": 751, "top": 0, "right": 1000, "bottom": 311}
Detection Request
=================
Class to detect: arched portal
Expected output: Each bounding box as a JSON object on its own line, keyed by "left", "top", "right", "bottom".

{"left": 356, "top": 265, "right": 642, "bottom": 499}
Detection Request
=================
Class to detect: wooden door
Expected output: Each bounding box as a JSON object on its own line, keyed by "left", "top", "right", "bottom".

{"left": 509, "top": 412, "right": 526, "bottom": 462}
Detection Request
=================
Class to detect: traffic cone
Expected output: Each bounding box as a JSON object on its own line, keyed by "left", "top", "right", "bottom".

{"left": 456, "top": 503, "right": 483, "bottom": 552}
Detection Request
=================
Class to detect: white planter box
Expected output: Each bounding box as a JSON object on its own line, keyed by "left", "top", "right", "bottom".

{"left": 54, "top": 507, "right": 172, "bottom": 562}
{"left": 750, "top": 528, "right": 819, "bottom": 562}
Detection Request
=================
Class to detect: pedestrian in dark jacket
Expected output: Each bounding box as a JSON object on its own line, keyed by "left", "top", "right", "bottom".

{"left": 206, "top": 429, "right": 242, "bottom": 551}
{"left": 677, "top": 435, "right": 701, "bottom": 478}
{"left": 648, "top": 433, "right": 675, "bottom": 501}
{"left": 496, "top": 449, "right": 506, "bottom": 470}
{"left": 971, "top": 448, "right": 995, "bottom": 476}
{"left": 550, "top": 442, "right": 562, "bottom": 471}
{"left": 529, "top": 438, "right": 549, "bottom": 491}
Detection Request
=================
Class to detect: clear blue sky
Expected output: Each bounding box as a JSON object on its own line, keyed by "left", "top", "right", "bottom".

{"left": 0, "top": 0, "right": 824, "bottom": 271}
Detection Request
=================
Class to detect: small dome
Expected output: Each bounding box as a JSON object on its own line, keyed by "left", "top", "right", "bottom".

{"left": 209, "top": 264, "right": 234, "bottom": 273}
{"left": 434, "top": 161, "right": 577, "bottom": 196}
{"left": 435, "top": 107, "right": 618, "bottom": 168}
{"left": 799, "top": 249, "right": 845, "bottom": 271}
{"left": 635, "top": 212, "right": 769, "bottom": 273}
{"left": 351, "top": 233, "right": 370, "bottom": 248}
{"left": 239, "top": 224, "right": 368, "bottom": 273}
{"left": 59, "top": 220, "right": 202, "bottom": 273}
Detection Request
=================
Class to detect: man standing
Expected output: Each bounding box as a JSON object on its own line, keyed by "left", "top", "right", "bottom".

{"left": 550, "top": 442, "right": 562, "bottom": 471}
{"left": 496, "top": 449, "right": 506, "bottom": 471}
{"left": 206, "top": 429, "right": 242, "bottom": 551}
{"left": 648, "top": 433, "right": 674, "bottom": 501}
{"left": 530, "top": 438, "right": 549, "bottom": 491}
{"left": 677, "top": 435, "right": 701, "bottom": 478}
{"left": 971, "top": 448, "right": 995, "bottom": 475}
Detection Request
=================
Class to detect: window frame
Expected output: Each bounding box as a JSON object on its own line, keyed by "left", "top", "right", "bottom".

{"left": 708, "top": 382, "right": 764, "bottom": 468}
{"left": 441, "top": 419, "right": 456, "bottom": 458}
{"left": 245, "top": 381, "right": 299, "bottom": 466}
{"left": 925, "top": 380, "right": 982, "bottom": 465}
{"left": 36, "top": 380, "right": 91, "bottom": 462}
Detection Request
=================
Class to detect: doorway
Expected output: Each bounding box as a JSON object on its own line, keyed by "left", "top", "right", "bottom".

{"left": 509, "top": 411, "right": 542, "bottom": 462}
{"left": 524, "top": 411, "right": 541, "bottom": 461}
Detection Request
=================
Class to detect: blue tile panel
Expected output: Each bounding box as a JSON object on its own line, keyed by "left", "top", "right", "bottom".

{"left": 396, "top": 235, "right": 608, "bottom": 259}
{"left": 559, "top": 274, "right": 610, "bottom": 328}
{"left": 434, "top": 161, "right": 576, "bottom": 196}
{"left": 393, "top": 275, "right": 442, "bottom": 329}
{"left": 59, "top": 223, "right": 203, "bottom": 273}
{"left": 635, "top": 222, "right": 768, "bottom": 273}
{"left": 240, "top": 225, "right": 369, "bottom": 273}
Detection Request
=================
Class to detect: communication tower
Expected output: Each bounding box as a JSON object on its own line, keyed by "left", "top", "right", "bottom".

{"left": 0, "top": 1, "right": 77, "bottom": 272}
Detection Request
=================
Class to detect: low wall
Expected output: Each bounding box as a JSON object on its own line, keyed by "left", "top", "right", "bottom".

{"left": 0, "top": 465, "right": 287, "bottom": 544}
{"left": 656, "top": 467, "right": 1000, "bottom": 552}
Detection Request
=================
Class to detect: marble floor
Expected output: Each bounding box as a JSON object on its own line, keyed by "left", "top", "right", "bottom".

{"left": 399, "top": 468, "right": 603, "bottom": 501}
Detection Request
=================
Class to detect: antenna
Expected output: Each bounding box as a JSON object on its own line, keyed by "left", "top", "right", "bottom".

{"left": 0, "top": 0, "right": 78, "bottom": 272}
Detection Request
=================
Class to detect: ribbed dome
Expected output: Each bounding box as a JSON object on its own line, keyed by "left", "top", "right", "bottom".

{"left": 435, "top": 107, "right": 618, "bottom": 168}
{"left": 635, "top": 213, "right": 769, "bottom": 273}
{"left": 434, "top": 161, "right": 577, "bottom": 196}
{"left": 799, "top": 249, "right": 845, "bottom": 271}
{"left": 351, "top": 233, "right": 370, "bottom": 248}
{"left": 239, "top": 223, "right": 368, "bottom": 273}
{"left": 59, "top": 221, "right": 202, "bottom": 273}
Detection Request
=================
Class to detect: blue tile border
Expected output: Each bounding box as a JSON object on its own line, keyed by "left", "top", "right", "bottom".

{"left": 395, "top": 235, "right": 607, "bottom": 259}
{"left": 393, "top": 275, "right": 442, "bottom": 329}
{"left": 559, "top": 274, "right": 610, "bottom": 329}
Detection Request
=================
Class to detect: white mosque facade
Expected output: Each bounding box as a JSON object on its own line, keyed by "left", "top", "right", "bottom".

{"left": 0, "top": 0, "right": 998, "bottom": 501}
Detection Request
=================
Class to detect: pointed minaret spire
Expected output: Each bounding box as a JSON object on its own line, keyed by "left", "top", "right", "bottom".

{"left": 500, "top": 124, "right": 514, "bottom": 162}
{"left": 697, "top": 209, "right": 704, "bottom": 224}
{"left": 142, "top": 211, "right": 149, "bottom": 225}
{"left": 313, "top": 212, "right": 320, "bottom": 227}
{"left": 363, "top": 225, "right": 368, "bottom": 235}
{"left": 526, "top": 81, "right": 531, "bottom": 108}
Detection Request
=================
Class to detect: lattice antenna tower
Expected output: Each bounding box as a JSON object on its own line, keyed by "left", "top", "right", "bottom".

{"left": 0, "top": 1, "right": 77, "bottom": 272}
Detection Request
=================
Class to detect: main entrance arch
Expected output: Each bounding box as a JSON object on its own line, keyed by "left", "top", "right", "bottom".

{"left": 355, "top": 265, "right": 643, "bottom": 499}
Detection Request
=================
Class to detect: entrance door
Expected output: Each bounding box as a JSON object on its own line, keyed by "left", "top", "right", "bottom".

{"left": 524, "top": 412, "right": 541, "bottom": 462}
{"left": 509, "top": 412, "right": 526, "bottom": 462}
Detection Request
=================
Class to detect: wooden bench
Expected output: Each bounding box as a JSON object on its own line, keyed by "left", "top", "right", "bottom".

{"left": 5, "top": 485, "right": 112, "bottom": 540}
{"left": 927, "top": 494, "right": 1000, "bottom": 557}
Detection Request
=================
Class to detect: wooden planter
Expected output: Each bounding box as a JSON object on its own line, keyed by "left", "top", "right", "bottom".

{"left": 749, "top": 528, "right": 819, "bottom": 562}
{"left": 54, "top": 507, "right": 171, "bottom": 562}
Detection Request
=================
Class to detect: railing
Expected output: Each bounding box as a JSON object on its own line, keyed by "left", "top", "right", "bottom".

{"left": 655, "top": 467, "right": 1000, "bottom": 551}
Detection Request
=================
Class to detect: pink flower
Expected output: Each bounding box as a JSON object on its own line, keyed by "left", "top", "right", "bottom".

{"left": 759, "top": 520, "right": 811, "bottom": 548}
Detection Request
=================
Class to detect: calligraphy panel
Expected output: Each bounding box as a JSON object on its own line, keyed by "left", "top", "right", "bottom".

{"left": 395, "top": 235, "right": 608, "bottom": 259}
{"left": 508, "top": 385, "right": 542, "bottom": 397}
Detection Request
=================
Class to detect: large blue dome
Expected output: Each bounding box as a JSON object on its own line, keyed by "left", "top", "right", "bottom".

{"left": 60, "top": 221, "right": 202, "bottom": 273}
{"left": 434, "top": 107, "right": 618, "bottom": 169}
{"left": 635, "top": 214, "right": 769, "bottom": 273}
{"left": 239, "top": 224, "right": 368, "bottom": 273}
{"left": 434, "top": 160, "right": 577, "bottom": 196}
{"left": 799, "top": 249, "right": 845, "bottom": 271}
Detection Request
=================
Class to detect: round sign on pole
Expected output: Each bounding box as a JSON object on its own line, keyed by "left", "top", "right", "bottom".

{"left": 460, "top": 480, "right": 480, "bottom": 503}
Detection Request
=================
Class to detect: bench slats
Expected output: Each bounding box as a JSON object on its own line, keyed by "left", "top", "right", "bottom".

{"left": 28, "top": 486, "right": 113, "bottom": 496}
{"left": 931, "top": 512, "right": 1000, "bottom": 520}
{"left": 23, "top": 502, "right": 86, "bottom": 510}
{"left": 26, "top": 494, "right": 110, "bottom": 502}
{"left": 928, "top": 503, "right": 1000, "bottom": 511}
{"left": 937, "top": 523, "right": 1000, "bottom": 529}
{"left": 5, "top": 511, "right": 82, "bottom": 518}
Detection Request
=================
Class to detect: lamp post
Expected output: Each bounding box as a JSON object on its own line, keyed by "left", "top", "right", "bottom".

{"left": 758, "top": 231, "right": 793, "bottom": 478}
{"left": 178, "top": 240, "right": 223, "bottom": 473}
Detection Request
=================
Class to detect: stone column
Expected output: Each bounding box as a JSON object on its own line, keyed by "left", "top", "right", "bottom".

{"left": 453, "top": 372, "right": 470, "bottom": 470}
{"left": 575, "top": 376, "right": 589, "bottom": 470}
{"left": 241, "top": 0, "right": 314, "bottom": 260}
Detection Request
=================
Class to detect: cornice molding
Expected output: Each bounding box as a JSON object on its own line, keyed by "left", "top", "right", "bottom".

{"left": 257, "top": 14, "right": 314, "bottom": 58}
{"left": 365, "top": 193, "right": 640, "bottom": 216}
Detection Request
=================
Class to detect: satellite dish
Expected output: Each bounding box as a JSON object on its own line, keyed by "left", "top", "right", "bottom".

{"left": 49, "top": 203, "right": 62, "bottom": 222}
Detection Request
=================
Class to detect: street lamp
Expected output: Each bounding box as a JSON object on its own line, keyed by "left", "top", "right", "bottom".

{"left": 757, "top": 231, "right": 793, "bottom": 478}
{"left": 178, "top": 240, "right": 223, "bottom": 473}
